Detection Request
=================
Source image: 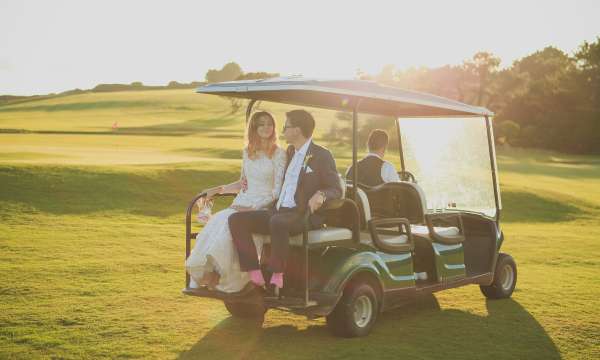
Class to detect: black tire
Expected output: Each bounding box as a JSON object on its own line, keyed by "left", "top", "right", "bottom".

{"left": 224, "top": 300, "right": 267, "bottom": 320}
{"left": 480, "top": 253, "right": 517, "bottom": 299}
{"left": 326, "top": 280, "right": 380, "bottom": 337}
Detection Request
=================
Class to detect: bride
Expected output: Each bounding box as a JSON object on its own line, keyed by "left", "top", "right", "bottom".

{"left": 186, "top": 111, "right": 286, "bottom": 293}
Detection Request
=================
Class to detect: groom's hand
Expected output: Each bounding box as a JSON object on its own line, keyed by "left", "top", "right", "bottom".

{"left": 308, "top": 191, "right": 325, "bottom": 214}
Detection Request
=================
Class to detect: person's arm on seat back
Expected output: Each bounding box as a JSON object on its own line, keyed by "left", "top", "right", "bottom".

{"left": 382, "top": 161, "right": 401, "bottom": 182}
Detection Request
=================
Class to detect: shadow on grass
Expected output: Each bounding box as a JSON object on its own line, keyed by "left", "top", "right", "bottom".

{"left": 116, "top": 116, "right": 241, "bottom": 136}
{"left": 179, "top": 297, "right": 559, "bottom": 360}
{"left": 208, "top": 133, "right": 245, "bottom": 139}
{"left": 173, "top": 148, "right": 243, "bottom": 160}
{"left": 499, "top": 159, "right": 600, "bottom": 180}
{"left": 501, "top": 190, "right": 585, "bottom": 223}
{"left": 0, "top": 166, "right": 239, "bottom": 217}
{"left": 1, "top": 114, "right": 241, "bottom": 138}
{"left": 0, "top": 128, "right": 241, "bottom": 138}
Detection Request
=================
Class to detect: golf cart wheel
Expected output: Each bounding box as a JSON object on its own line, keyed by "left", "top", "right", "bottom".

{"left": 326, "top": 280, "right": 379, "bottom": 337}
{"left": 480, "top": 253, "right": 517, "bottom": 299}
{"left": 224, "top": 300, "right": 267, "bottom": 319}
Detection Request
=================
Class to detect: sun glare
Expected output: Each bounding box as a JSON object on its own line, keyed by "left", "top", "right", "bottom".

{"left": 400, "top": 117, "right": 496, "bottom": 216}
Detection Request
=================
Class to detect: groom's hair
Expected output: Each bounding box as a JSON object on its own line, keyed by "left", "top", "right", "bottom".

{"left": 286, "top": 109, "right": 315, "bottom": 138}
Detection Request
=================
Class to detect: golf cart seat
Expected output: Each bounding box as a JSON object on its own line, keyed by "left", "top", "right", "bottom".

{"left": 344, "top": 183, "right": 413, "bottom": 252}
{"left": 410, "top": 225, "right": 460, "bottom": 238}
{"left": 358, "top": 231, "right": 409, "bottom": 246}
{"left": 253, "top": 227, "right": 353, "bottom": 247}
{"left": 351, "top": 181, "right": 465, "bottom": 245}
{"left": 252, "top": 174, "right": 355, "bottom": 247}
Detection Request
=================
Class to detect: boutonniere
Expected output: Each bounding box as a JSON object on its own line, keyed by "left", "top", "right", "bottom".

{"left": 303, "top": 154, "right": 314, "bottom": 169}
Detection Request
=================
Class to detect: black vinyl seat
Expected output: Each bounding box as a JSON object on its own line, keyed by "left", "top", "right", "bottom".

{"left": 252, "top": 175, "right": 356, "bottom": 248}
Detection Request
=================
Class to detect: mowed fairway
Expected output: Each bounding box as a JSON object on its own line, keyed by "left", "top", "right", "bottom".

{"left": 1, "top": 89, "right": 598, "bottom": 359}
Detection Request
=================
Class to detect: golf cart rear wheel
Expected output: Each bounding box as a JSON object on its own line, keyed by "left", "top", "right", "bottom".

{"left": 480, "top": 253, "right": 517, "bottom": 299}
{"left": 326, "top": 281, "right": 379, "bottom": 337}
{"left": 224, "top": 300, "right": 267, "bottom": 319}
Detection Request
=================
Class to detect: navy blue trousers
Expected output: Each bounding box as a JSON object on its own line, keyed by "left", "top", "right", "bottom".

{"left": 228, "top": 207, "right": 304, "bottom": 273}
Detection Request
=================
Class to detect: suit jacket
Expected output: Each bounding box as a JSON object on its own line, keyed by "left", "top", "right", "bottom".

{"left": 283, "top": 141, "right": 343, "bottom": 228}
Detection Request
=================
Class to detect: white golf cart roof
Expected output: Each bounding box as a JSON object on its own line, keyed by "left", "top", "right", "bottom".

{"left": 197, "top": 77, "right": 493, "bottom": 117}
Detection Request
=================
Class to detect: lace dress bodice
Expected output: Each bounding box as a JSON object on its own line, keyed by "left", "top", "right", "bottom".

{"left": 231, "top": 147, "right": 286, "bottom": 209}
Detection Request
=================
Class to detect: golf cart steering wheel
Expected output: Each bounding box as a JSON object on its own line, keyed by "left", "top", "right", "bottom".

{"left": 397, "top": 171, "right": 416, "bottom": 183}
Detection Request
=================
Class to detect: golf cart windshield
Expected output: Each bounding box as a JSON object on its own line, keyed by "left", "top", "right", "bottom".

{"left": 399, "top": 116, "right": 499, "bottom": 218}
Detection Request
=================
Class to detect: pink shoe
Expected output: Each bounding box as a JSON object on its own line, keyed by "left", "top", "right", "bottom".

{"left": 249, "top": 269, "right": 265, "bottom": 286}
{"left": 270, "top": 272, "right": 284, "bottom": 288}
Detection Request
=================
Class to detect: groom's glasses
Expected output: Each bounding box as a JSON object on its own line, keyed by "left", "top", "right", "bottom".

{"left": 282, "top": 124, "right": 298, "bottom": 131}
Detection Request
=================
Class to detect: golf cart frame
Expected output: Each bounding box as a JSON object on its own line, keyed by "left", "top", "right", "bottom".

{"left": 183, "top": 78, "right": 516, "bottom": 337}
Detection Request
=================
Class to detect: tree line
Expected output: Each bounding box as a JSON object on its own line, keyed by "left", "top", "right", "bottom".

{"left": 0, "top": 81, "right": 206, "bottom": 106}
{"left": 355, "top": 37, "right": 600, "bottom": 154}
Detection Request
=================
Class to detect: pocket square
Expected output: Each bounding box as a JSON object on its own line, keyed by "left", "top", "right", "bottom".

{"left": 305, "top": 166, "right": 314, "bottom": 173}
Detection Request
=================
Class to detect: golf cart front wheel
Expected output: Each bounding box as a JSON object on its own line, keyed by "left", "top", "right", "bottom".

{"left": 326, "top": 280, "right": 379, "bottom": 337}
{"left": 224, "top": 300, "right": 267, "bottom": 320}
{"left": 480, "top": 253, "right": 517, "bottom": 299}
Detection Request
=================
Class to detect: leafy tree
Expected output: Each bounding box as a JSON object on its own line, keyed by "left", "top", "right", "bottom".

{"left": 495, "top": 120, "right": 520, "bottom": 145}
{"left": 236, "top": 72, "right": 279, "bottom": 80}
{"left": 572, "top": 37, "right": 600, "bottom": 153}
{"left": 461, "top": 52, "right": 501, "bottom": 106}
{"left": 205, "top": 62, "right": 243, "bottom": 83}
{"left": 496, "top": 47, "right": 578, "bottom": 150}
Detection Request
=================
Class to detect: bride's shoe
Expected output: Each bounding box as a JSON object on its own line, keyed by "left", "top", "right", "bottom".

{"left": 198, "top": 271, "right": 214, "bottom": 287}
{"left": 198, "top": 271, "right": 220, "bottom": 290}
{"left": 206, "top": 272, "right": 220, "bottom": 291}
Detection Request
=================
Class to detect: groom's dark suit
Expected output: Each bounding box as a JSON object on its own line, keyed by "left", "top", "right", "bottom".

{"left": 228, "top": 141, "right": 342, "bottom": 273}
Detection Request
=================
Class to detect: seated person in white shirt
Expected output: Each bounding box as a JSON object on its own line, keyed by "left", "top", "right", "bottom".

{"left": 345, "top": 129, "right": 400, "bottom": 186}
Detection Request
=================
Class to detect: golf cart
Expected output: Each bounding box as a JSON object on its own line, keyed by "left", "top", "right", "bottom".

{"left": 183, "top": 78, "right": 517, "bottom": 337}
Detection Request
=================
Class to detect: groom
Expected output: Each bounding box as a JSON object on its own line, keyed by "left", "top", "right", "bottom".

{"left": 228, "top": 109, "right": 342, "bottom": 291}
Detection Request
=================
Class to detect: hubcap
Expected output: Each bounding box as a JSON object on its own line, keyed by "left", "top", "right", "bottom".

{"left": 500, "top": 264, "right": 515, "bottom": 291}
{"left": 353, "top": 295, "right": 373, "bottom": 328}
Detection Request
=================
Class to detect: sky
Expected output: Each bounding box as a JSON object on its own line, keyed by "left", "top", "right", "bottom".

{"left": 1, "top": 0, "right": 599, "bottom": 95}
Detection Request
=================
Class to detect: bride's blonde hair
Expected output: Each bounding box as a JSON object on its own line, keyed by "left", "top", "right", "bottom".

{"left": 246, "top": 111, "right": 278, "bottom": 159}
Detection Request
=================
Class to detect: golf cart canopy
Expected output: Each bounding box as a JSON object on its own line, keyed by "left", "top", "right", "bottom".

{"left": 197, "top": 76, "right": 501, "bottom": 219}
{"left": 197, "top": 77, "right": 493, "bottom": 118}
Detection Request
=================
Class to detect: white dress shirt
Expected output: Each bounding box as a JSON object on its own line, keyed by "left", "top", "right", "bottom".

{"left": 367, "top": 153, "right": 400, "bottom": 183}
{"left": 276, "top": 139, "right": 312, "bottom": 209}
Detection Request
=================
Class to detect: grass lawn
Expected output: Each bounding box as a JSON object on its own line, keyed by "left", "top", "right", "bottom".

{"left": 0, "top": 90, "right": 598, "bottom": 359}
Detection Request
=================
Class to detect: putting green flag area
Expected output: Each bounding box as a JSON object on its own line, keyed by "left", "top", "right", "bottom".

{"left": 0, "top": 89, "right": 598, "bottom": 359}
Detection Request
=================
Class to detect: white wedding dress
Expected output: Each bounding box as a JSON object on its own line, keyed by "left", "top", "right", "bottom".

{"left": 185, "top": 147, "right": 286, "bottom": 293}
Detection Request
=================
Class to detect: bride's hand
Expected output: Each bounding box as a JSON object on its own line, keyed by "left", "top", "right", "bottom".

{"left": 202, "top": 186, "right": 224, "bottom": 200}
{"left": 241, "top": 176, "right": 248, "bottom": 192}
